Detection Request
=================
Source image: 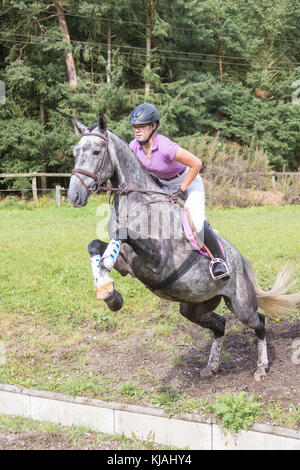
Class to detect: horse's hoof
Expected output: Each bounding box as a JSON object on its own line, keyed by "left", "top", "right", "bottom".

{"left": 104, "top": 289, "right": 123, "bottom": 312}
{"left": 96, "top": 281, "right": 114, "bottom": 300}
{"left": 200, "top": 366, "right": 215, "bottom": 377}
{"left": 254, "top": 367, "right": 267, "bottom": 382}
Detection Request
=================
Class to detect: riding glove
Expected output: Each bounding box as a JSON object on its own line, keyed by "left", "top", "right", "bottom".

{"left": 174, "top": 187, "right": 187, "bottom": 201}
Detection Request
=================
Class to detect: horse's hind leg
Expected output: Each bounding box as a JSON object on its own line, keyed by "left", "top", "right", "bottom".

{"left": 224, "top": 263, "right": 268, "bottom": 381}
{"left": 180, "top": 297, "right": 225, "bottom": 377}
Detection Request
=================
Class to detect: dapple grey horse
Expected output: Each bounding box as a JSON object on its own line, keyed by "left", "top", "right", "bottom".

{"left": 67, "top": 115, "right": 300, "bottom": 381}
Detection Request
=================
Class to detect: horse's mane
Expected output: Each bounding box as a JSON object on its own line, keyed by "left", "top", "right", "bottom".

{"left": 88, "top": 122, "right": 163, "bottom": 188}
{"left": 88, "top": 123, "right": 128, "bottom": 146}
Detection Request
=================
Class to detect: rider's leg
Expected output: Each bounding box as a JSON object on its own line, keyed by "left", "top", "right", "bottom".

{"left": 203, "top": 221, "right": 230, "bottom": 281}
{"left": 183, "top": 175, "right": 230, "bottom": 281}
{"left": 183, "top": 176, "right": 206, "bottom": 246}
{"left": 158, "top": 172, "right": 230, "bottom": 281}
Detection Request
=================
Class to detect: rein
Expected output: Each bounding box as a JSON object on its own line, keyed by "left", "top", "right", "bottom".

{"left": 71, "top": 132, "right": 182, "bottom": 205}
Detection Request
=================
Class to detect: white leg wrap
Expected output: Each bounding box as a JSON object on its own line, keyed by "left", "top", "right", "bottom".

{"left": 101, "top": 240, "right": 121, "bottom": 271}
{"left": 90, "top": 255, "right": 101, "bottom": 287}
{"left": 207, "top": 336, "right": 224, "bottom": 371}
{"left": 90, "top": 240, "right": 121, "bottom": 300}
{"left": 257, "top": 338, "right": 268, "bottom": 369}
{"left": 254, "top": 338, "right": 268, "bottom": 381}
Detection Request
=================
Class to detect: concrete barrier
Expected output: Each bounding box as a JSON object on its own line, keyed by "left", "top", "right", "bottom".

{"left": 0, "top": 383, "right": 299, "bottom": 450}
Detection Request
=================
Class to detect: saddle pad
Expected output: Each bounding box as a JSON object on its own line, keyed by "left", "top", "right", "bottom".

{"left": 181, "top": 208, "right": 225, "bottom": 259}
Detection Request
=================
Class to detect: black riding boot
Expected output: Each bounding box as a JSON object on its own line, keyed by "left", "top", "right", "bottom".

{"left": 203, "top": 221, "right": 230, "bottom": 281}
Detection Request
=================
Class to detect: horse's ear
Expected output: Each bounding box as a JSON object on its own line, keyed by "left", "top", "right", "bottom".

{"left": 98, "top": 114, "right": 107, "bottom": 134}
{"left": 72, "top": 118, "right": 88, "bottom": 135}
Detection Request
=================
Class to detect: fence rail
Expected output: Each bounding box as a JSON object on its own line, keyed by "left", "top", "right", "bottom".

{"left": 0, "top": 171, "right": 299, "bottom": 205}
{"left": 0, "top": 172, "right": 71, "bottom": 205}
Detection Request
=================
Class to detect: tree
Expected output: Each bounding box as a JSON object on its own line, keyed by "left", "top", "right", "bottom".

{"left": 0, "top": 0, "right": 299, "bottom": 175}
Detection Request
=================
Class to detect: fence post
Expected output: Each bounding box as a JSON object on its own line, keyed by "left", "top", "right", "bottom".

{"left": 271, "top": 173, "right": 276, "bottom": 191}
{"left": 41, "top": 175, "right": 47, "bottom": 195}
{"left": 55, "top": 185, "right": 61, "bottom": 206}
{"left": 32, "top": 177, "right": 38, "bottom": 204}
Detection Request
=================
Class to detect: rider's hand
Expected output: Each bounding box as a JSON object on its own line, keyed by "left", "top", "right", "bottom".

{"left": 174, "top": 187, "right": 187, "bottom": 201}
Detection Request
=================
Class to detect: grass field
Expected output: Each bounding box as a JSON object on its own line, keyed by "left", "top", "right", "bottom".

{"left": 0, "top": 414, "right": 174, "bottom": 450}
{"left": 0, "top": 196, "right": 299, "bottom": 431}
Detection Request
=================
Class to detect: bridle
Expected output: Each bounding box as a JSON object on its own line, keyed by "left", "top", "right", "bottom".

{"left": 71, "top": 132, "right": 114, "bottom": 193}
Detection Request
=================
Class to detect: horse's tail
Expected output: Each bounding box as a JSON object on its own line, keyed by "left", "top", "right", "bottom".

{"left": 243, "top": 257, "right": 300, "bottom": 318}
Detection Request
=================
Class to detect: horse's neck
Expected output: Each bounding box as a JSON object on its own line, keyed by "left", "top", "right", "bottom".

{"left": 108, "top": 131, "right": 160, "bottom": 191}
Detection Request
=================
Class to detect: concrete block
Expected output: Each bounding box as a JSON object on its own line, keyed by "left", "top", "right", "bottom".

{"left": 115, "top": 410, "right": 212, "bottom": 450}
{"left": 30, "top": 396, "right": 114, "bottom": 434}
{"left": 0, "top": 390, "right": 30, "bottom": 418}
{"left": 212, "top": 424, "right": 300, "bottom": 450}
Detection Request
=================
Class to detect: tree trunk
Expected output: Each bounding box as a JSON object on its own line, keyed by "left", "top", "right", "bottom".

{"left": 55, "top": 3, "right": 77, "bottom": 88}
{"left": 145, "top": 25, "right": 151, "bottom": 97}
{"left": 145, "top": 0, "right": 154, "bottom": 98}
{"left": 55, "top": 3, "right": 78, "bottom": 134}
{"left": 107, "top": 21, "right": 111, "bottom": 84}
{"left": 218, "top": 43, "right": 223, "bottom": 81}
{"left": 39, "top": 100, "right": 45, "bottom": 129}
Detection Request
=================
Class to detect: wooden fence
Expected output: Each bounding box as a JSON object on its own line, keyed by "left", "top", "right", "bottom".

{"left": 0, "top": 172, "right": 71, "bottom": 205}
{"left": 0, "top": 171, "right": 299, "bottom": 205}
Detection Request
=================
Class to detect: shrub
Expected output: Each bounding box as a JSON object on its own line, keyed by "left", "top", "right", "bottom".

{"left": 210, "top": 392, "right": 262, "bottom": 433}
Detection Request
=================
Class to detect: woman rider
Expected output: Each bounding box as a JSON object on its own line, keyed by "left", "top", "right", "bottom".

{"left": 95, "top": 103, "right": 230, "bottom": 285}
{"left": 128, "top": 103, "right": 230, "bottom": 281}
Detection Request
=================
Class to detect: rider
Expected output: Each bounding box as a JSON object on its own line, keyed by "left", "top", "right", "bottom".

{"left": 94, "top": 103, "right": 230, "bottom": 286}
{"left": 128, "top": 103, "right": 230, "bottom": 281}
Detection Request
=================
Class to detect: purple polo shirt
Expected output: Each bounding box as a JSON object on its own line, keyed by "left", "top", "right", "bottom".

{"left": 129, "top": 133, "right": 185, "bottom": 179}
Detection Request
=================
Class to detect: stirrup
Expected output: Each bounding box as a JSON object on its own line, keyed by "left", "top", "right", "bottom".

{"left": 209, "top": 258, "right": 230, "bottom": 281}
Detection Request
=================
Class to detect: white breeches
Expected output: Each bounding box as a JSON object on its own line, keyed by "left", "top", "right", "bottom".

{"left": 158, "top": 168, "right": 206, "bottom": 233}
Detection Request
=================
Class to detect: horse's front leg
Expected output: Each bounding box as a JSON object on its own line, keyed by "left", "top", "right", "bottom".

{"left": 88, "top": 239, "right": 124, "bottom": 311}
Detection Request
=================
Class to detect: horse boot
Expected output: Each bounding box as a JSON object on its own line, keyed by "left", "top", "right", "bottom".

{"left": 89, "top": 240, "right": 123, "bottom": 311}
{"left": 203, "top": 221, "right": 230, "bottom": 281}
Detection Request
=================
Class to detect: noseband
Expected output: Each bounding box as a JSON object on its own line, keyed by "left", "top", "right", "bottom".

{"left": 71, "top": 132, "right": 114, "bottom": 193}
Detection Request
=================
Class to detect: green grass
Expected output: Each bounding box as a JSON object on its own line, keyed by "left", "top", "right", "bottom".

{"left": 0, "top": 197, "right": 299, "bottom": 432}
{"left": 0, "top": 414, "right": 176, "bottom": 450}
{"left": 0, "top": 199, "right": 299, "bottom": 321}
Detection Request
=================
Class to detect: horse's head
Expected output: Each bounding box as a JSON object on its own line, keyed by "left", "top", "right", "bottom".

{"left": 67, "top": 114, "right": 114, "bottom": 207}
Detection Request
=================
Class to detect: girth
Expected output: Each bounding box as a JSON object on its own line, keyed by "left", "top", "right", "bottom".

{"left": 147, "top": 250, "right": 201, "bottom": 292}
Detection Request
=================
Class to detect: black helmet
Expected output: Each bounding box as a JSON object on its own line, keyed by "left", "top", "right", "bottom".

{"left": 129, "top": 103, "right": 160, "bottom": 126}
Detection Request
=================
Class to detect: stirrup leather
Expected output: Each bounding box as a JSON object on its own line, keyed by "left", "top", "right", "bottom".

{"left": 209, "top": 258, "right": 230, "bottom": 281}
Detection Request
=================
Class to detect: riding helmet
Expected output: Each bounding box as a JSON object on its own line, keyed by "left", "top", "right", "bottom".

{"left": 129, "top": 103, "right": 160, "bottom": 126}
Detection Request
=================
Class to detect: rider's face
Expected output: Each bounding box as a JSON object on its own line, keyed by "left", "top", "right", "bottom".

{"left": 132, "top": 123, "right": 155, "bottom": 141}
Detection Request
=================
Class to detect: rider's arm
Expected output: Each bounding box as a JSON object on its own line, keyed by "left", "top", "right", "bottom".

{"left": 173, "top": 147, "right": 202, "bottom": 191}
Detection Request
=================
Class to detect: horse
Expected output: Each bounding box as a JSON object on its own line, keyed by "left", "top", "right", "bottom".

{"left": 67, "top": 114, "right": 300, "bottom": 382}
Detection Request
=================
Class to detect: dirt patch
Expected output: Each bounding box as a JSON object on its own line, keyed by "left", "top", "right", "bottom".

{"left": 87, "top": 314, "right": 300, "bottom": 408}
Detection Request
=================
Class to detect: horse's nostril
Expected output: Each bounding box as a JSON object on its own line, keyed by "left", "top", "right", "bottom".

{"left": 67, "top": 189, "right": 79, "bottom": 204}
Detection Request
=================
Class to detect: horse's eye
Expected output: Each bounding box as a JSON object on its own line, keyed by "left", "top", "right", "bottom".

{"left": 93, "top": 150, "right": 101, "bottom": 155}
